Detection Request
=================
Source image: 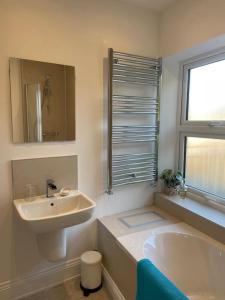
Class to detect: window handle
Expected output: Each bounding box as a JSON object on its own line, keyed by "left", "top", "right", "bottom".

{"left": 207, "top": 121, "right": 225, "bottom": 127}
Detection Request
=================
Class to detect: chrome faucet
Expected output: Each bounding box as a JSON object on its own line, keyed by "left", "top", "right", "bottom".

{"left": 46, "top": 179, "right": 57, "bottom": 198}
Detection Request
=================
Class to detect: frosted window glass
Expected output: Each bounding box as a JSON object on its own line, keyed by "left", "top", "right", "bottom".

{"left": 188, "top": 60, "right": 225, "bottom": 121}
{"left": 185, "top": 137, "right": 225, "bottom": 199}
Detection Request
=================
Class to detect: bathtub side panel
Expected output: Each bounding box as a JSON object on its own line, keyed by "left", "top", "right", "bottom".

{"left": 97, "top": 221, "right": 136, "bottom": 300}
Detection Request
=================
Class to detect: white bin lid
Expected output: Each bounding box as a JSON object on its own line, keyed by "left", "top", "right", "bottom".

{"left": 81, "top": 251, "right": 102, "bottom": 265}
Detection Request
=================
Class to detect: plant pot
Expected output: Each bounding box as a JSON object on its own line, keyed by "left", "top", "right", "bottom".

{"left": 164, "top": 186, "right": 177, "bottom": 196}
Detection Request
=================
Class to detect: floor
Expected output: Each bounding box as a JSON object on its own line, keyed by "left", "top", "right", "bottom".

{"left": 20, "top": 278, "right": 111, "bottom": 300}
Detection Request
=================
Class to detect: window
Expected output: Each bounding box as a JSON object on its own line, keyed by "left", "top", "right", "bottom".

{"left": 179, "top": 50, "right": 225, "bottom": 204}
{"left": 188, "top": 60, "right": 225, "bottom": 121}
{"left": 185, "top": 137, "right": 225, "bottom": 199}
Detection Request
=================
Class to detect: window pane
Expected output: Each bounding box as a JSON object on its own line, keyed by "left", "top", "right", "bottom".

{"left": 185, "top": 137, "right": 225, "bottom": 199}
{"left": 188, "top": 60, "right": 225, "bottom": 121}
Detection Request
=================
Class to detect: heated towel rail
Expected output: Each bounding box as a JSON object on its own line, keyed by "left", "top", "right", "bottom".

{"left": 107, "top": 49, "right": 161, "bottom": 194}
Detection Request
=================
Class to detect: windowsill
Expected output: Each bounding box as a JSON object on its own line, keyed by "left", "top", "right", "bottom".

{"left": 157, "top": 193, "right": 225, "bottom": 227}
{"left": 154, "top": 192, "right": 225, "bottom": 244}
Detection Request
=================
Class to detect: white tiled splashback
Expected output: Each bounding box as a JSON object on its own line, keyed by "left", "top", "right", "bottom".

{"left": 12, "top": 155, "right": 78, "bottom": 199}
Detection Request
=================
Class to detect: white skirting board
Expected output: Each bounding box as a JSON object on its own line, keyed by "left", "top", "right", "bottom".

{"left": 0, "top": 259, "right": 125, "bottom": 300}
{"left": 102, "top": 265, "right": 126, "bottom": 300}
{"left": 0, "top": 258, "right": 80, "bottom": 300}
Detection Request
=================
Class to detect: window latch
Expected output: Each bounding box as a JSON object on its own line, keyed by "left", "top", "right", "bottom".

{"left": 207, "top": 121, "right": 225, "bottom": 128}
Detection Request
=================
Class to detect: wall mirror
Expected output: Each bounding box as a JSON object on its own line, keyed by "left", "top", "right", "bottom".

{"left": 9, "top": 58, "right": 75, "bottom": 143}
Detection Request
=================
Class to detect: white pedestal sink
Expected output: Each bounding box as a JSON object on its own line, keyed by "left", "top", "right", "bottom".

{"left": 13, "top": 190, "right": 96, "bottom": 261}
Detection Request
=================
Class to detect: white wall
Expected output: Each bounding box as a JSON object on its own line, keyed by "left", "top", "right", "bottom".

{"left": 158, "top": 0, "right": 225, "bottom": 172}
{"left": 160, "top": 0, "right": 225, "bottom": 56}
{"left": 158, "top": 0, "right": 225, "bottom": 176}
{"left": 0, "top": 0, "right": 159, "bottom": 292}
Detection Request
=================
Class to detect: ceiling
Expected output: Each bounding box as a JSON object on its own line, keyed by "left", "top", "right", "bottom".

{"left": 120, "top": 0, "right": 177, "bottom": 11}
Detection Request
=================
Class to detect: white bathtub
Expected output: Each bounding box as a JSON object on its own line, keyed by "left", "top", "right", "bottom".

{"left": 118, "top": 222, "right": 225, "bottom": 300}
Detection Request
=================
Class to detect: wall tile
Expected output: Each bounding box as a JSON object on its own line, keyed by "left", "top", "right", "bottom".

{"left": 12, "top": 155, "right": 78, "bottom": 199}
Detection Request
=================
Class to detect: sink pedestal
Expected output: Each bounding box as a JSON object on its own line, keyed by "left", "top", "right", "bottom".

{"left": 36, "top": 229, "right": 67, "bottom": 261}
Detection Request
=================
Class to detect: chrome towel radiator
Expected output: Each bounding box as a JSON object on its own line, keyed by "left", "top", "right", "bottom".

{"left": 107, "top": 49, "right": 161, "bottom": 194}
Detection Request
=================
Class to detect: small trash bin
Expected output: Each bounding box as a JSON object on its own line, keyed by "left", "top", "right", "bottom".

{"left": 80, "top": 250, "right": 102, "bottom": 296}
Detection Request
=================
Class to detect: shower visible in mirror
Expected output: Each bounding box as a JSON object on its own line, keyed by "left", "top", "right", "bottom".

{"left": 9, "top": 58, "right": 75, "bottom": 143}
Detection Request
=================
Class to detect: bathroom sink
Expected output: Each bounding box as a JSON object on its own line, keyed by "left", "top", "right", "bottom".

{"left": 13, "top": 190, "right": 96, "bottom": 234}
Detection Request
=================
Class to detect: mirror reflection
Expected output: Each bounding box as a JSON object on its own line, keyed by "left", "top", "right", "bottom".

{"left": 10, "top": 58, "right": 75, "bottom": 143}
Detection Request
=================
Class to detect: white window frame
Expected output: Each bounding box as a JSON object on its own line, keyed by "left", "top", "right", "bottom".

{"left": 177, "top": 48, "right": 225, "bottom": 208}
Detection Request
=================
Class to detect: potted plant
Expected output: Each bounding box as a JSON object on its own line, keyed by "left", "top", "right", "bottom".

{"left": 160, "top": 169, "right": 183, "bottom": 195}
